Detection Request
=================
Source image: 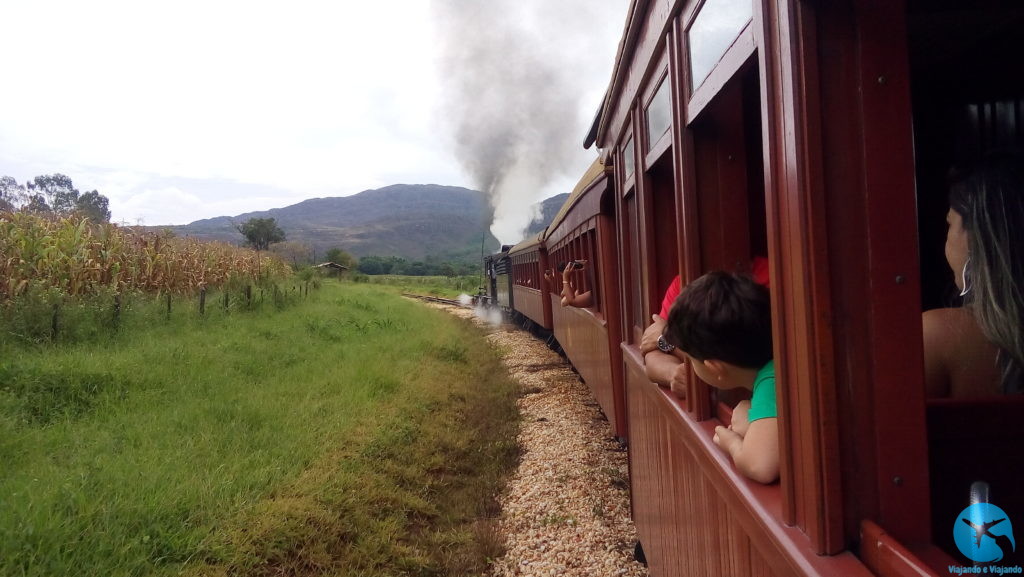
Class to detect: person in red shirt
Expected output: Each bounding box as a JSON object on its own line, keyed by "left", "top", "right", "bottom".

{"left": 641, "top": 257, "right": 769, "bottom": 394}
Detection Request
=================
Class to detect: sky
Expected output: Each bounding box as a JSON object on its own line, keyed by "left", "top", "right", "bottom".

{"left": 0, "top": 0, "right": 630, "bottom": 244}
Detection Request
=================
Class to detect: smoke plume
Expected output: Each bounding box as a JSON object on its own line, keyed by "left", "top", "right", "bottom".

{"left": 431, "top": 1, "right": 624, "bottom": 245}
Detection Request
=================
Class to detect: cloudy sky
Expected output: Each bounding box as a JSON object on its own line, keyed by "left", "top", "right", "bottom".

{"left": 0, "top": 1, "right": 629, "bottom": 243}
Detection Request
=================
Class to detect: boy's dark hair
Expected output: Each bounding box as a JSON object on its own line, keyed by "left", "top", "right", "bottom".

{"left": 664, "top": 271, "right": 773, "bottom": 369}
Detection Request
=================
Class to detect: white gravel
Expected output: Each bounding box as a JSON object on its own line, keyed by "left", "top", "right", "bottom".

{"left": 431, "top": 302, "right": 650, "bottom": 577}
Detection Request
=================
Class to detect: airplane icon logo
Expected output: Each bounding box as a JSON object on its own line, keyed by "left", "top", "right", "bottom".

{"left": 954, "top": 503, "right": 1016, "bottom": 563}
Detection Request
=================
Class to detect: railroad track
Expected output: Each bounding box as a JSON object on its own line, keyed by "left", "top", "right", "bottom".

{"left": 401, "top": 293, "right": 468, "bottom": 307}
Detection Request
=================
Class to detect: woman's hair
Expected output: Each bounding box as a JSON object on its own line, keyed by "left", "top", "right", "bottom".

{"left": 664, "top": 271, "right": 773, "bottom": 369}
{"left": 948, "top": 149, "right": 1024, "bottom": 394}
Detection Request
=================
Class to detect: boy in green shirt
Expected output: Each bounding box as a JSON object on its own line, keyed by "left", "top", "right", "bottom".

{"left": 663, "top": 271, "right": 778, "bottom": 484}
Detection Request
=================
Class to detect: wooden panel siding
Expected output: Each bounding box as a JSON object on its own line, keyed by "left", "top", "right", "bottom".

{"left": 552, "top": 300, "right": 621, "bottom": 436}
{"left": 546, "top": 193, "right": 606, "bottom": 249}
{"left": 625, "top": 348, "right": 876, "bottom": 577}
{"left": 512, "top": 285, "right": 548, "bottom": 329}
{"left": 605, "top": 0, "right": 679, "bottom": 151}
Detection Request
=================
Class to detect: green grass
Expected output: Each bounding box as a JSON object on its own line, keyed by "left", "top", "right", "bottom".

{"left": 0, "top": 281, "right": 520, "bottom": 577}
{"left": 357, "top": 275, "right": 485, "bottom": 299}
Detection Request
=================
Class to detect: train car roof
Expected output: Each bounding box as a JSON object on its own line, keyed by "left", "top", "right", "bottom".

{"left": 544, "top": 158, "right": 608, "bottom": 237}
{"left": 508, "top": 230, "right": 545, "bottom": 255}
{"left": 593, "top": 0, "right": 641, "bottom": 149}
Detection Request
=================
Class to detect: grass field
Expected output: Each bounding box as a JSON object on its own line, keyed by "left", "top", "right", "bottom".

{"left": 0, "top": 281, "right": 520, "bottom": 577}
{"left": 357, "top": 275, "right": 485, "bottom": 300}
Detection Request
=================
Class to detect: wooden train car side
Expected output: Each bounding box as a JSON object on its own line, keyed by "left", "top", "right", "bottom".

{"left": 544, "top": 160, "right": 628, "bottom": 438}
{"left": 496, "top": 1, "right": 1024, "bottom": 576}
{"left": 507, "top": 233, "right": 552, "bottom": 330}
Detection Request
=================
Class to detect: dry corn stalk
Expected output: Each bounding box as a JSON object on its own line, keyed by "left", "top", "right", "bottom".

{"left": 0, "top": 211, "right": 291, "bottom": 301}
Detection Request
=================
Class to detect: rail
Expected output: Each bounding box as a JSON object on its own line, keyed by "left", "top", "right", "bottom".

{"left": 401, "top": 293, "right": 469, "bottom": 307}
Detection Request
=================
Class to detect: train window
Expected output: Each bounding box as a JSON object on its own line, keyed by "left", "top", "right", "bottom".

{"left": 585, "top": 229, "right": 600, "bottom": 310}
{"left": 624, "top": 192, "right": 643, "bottom": 341}
{"left": 908, "top": 2, "right": 1024, "bottom": 557}
{"left": 623, "top": 137, "right": 636, "bottom": 179}
{"left": 686, "top": 62, "right": 765, "bottom": 415}
{"left": 687, "top": 0, "right": 752, "bottom": 91}
{"left": 646, "top": 76, "right": 672, "bottom": 147}
{"left": 646, "top": 154, "right": 678, "bottom": 321}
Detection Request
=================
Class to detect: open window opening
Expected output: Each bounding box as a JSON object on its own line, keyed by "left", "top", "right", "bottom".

{"left": 908, "top": 0, "right": 1024, "bottom": 560}
{"left": 619, "top": 128, "right": 645, "bottom": 343}
{"left": 647, "top": 148, "right": 679, "bottom": 323}
{"left": 688, "top": 61, "right": 766, "bottom": 418}
{"left": 582, "top": 229, "right": 600, "bottom": 310}
{"left": 550, "top": 232, "right": 599, "bottom": 311}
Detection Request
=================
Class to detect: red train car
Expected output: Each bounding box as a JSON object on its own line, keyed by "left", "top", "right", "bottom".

{"left": 544, "top": 159, "right": 628, "bottom": 438}
{"left": 502, "top": 0, "right": 1024, "bottom": 575}
{"left": 507, "top": 233, "right": 552, "bottom": 331}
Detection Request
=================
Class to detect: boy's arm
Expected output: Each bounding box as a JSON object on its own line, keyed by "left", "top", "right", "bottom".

{"left": 640, "top": 314, "right": 666, "bottom": 355}
{"left": 713, "top": 417, "right": 779, "bottom": 484}
{"left": 644, "top": 350, "right": 680, "bottom": 385}
{"left": 729, "top": 400, "right": 751, "bottom": 437}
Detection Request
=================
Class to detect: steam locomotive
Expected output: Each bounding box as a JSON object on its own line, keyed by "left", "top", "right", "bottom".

{"left": 482, "top": 1, "right": 1024, "bottom": 576}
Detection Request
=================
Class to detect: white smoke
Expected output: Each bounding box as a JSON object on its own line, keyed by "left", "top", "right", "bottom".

{"left": 431, "top": 1, "right": 626, "bottom": 245}
{"left": 474, "top": 304, "right": 505, "bottom": 327}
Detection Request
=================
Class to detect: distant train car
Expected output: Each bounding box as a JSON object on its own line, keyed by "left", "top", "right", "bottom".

{"left": 543, "top": 159, "right": 627, "bottom": 438}
{"left": 507, "top": 232, "right": 553, "bottom": 331}
{"left": 483, "top": 247, "right": 513, "bottom": 311}
{"left": 494, "top": 1, "right": 1024, "bottom": 576}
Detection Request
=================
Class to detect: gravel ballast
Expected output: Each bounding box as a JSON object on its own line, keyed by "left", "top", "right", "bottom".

{"left": 433, "top": 302, "right": 650, "bottom": 577}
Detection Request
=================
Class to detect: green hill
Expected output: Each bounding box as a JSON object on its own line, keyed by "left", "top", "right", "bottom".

{"left": 165, "top": 185, "right": 569, "bottom": 264}
{"left": 167, "top": 184, "right": 498, "bottom": 262}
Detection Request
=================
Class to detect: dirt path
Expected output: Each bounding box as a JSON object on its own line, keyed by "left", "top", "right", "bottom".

{"left": 431, "top": 303, "right": 650, "bottom": 577}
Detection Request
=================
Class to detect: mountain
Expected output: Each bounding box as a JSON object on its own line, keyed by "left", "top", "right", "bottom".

{"left": 524, "top": 193, "right": 569, "bottom": 238}
{"left": 165, "top": 184, "right": 568, "bottom": 263}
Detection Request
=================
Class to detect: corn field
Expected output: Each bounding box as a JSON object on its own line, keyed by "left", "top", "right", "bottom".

{"left": 0, "top": 211, "right": 291, "bottom": 301}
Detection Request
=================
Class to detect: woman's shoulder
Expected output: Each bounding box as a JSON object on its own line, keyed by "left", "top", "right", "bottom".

{"left": 923, "top": 307, "right": 1001, "bottom": 398}
{"left": 923, "top": 306, "right": 991, "bottom": 356}
{"left": 922, "top": 305, "right": 975, "bottom": 325}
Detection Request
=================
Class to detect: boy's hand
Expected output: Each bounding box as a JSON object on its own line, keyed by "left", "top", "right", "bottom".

{"left": 730, "top": 400, "right": 751, "bottom": 437}
{"left": 715, "top": 418, "right": 780, "bottom": 484}
{"left": 713, "top": 426, "right": 743, "bottom": 454}
{"left": 640, "top": 314, "right": 666, "bottom": 354}
{"left": 669, "top": 361, "right": 689, "bottom": 394}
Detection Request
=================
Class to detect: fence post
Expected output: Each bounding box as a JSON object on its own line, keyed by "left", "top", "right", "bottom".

{"left": 51, "top": 303, "right": 60, "bottom": 341}
{"left": 113, "top": 293, "right": 121, "bottom": 328}
{"left": 166, "top": 293, "right": 172, "bottom": 319}
{"left": 200, "top": 287, "right": 206, "bottom": 316}
{"left": 223, "top": 291, "right": 229, "bottom": 312}
{"left": 245, "top": 285, "right": 252, "bottom": 308}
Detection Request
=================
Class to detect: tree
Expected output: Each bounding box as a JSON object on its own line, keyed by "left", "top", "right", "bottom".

{"left": 24, "top": 194, "right": 52, "bottom": 214}
{"left": 0, "top": 176, "right": 26, "bottom": 211}
{"left": 17, "top": 173, "right": 112, "bottom": 221}
{"left": 270, "top": 240, "right": 313, "bottom": 267}
{"left": 358, "top": 256, "right": 384, "bottom": 275}
{"left": 383, "top": 256, "right": 407, "bottom": 274}
{"left": 324, "top": 247, "right": 357, "bottom": 269}
{"left": 75, "top": 190, "right": 111, "bottom": 222}
{"left": 28, "top": 174, "right": 79, "bottom": 214}
{"left": 406, "top": 261, "right": 428, "bottom": 276}
{"left": 236, "top": 217, "right": 286, "bottom": 251}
